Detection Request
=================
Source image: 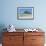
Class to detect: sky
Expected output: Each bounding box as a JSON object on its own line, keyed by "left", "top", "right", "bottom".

{"left": 18, "top": 7, "right": 32, "bottom": 14}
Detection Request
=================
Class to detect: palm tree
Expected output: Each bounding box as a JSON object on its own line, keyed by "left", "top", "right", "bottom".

{"left": 24, "top": 11, "right": 31, "bottom": 14}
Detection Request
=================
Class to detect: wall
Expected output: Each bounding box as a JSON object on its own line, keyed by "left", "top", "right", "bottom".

{"left": 0, "top": 0, "right": 46, "bottom": 44}
{"left": 0, "top": 0, "right": 46, "bottom": 29}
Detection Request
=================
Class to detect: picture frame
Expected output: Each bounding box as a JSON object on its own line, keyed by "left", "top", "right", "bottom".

{"left": 17, "top": 7, "right": 34, "bottom": 20}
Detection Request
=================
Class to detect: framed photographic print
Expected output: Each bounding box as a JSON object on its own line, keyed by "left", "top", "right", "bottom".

{"left": 17, "top": 7, "right": 34, "bottom": 20}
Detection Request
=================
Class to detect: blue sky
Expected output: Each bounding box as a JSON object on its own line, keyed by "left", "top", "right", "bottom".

{"left": 18, "top": 7, "right": 32, "bottom": 14}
